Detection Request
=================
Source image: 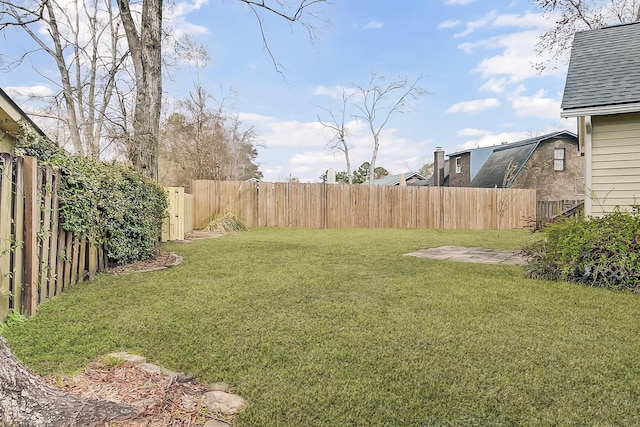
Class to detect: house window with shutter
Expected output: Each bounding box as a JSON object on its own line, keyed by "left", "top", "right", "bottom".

{"left": 455, "top": 157, "right": 461, "bottom": 173}
{"left": 554, "top": 148, "right": 565, "bottom": 171}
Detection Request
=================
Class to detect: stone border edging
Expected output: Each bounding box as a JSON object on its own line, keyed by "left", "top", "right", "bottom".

{"left": 108, "top": 253, "right": 184, "bottom": 275}
{"left": 106, "top": 352, "right": 247, "bottom": 421}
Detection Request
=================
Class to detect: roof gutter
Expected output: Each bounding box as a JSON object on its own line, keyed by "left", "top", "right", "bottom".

{"left": 561, "top": 101, "right": 640, "bottom": 118}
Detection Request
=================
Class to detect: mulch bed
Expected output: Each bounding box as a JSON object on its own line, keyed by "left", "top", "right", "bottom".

{"left": 46, "top": 359, "right": 230, "bottom": 426}
{"left": 50, "top": 231, "right": 234, "bottom": 426}
{"left": 106, "top": 250, "right": 181, "bottom": 275}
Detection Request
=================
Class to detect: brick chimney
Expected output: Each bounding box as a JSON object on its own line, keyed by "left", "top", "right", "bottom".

{"left": 434, "top": 147, "right": 445, "bottom": 186}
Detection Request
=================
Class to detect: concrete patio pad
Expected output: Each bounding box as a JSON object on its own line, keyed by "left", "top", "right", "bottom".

{"left": 404, "top": 246, "right": 527, "bottom": 266}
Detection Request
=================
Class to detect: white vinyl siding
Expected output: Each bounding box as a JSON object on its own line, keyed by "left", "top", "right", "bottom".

{"left": 590, "top": 112, "right": 640, "bottom": 216}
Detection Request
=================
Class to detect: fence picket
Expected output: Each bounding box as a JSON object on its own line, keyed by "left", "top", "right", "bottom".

{"left": 190, "top": 180, "right": 537, "bottom": 231}
{"left": 0, "top": 154, "right": 107, "bottom": 322}
{"left": 0, "top": 154, "right": 12, "bottom": 320}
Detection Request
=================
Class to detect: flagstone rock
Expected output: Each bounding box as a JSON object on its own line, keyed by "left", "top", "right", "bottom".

{"left": 202, "top": 391, "right": 248, "bottom": 416}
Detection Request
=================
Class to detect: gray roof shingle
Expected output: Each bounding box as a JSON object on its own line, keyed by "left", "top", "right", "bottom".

{"left": 469, "top": 131, "right": 577, "bottom": 188}
{"left": 562, "top": 22, "right": 640, "bottom": 112}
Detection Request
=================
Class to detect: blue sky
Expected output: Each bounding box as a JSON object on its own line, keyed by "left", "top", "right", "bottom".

{"left": 2, "top": 0, "right": 575, "bottom": 182}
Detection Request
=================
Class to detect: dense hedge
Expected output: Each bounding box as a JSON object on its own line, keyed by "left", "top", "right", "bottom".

{"left": 523, "top": 208, "right": 640, "bottom": 292}
{"left": 14, "top": 124, "right": 168, "bottom": 265}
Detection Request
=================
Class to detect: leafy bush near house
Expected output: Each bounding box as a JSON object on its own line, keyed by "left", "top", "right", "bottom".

{"left": 523, "top": 208, "right": 640, "bottom": 292}
{"left": 14, "top": 124, "right": 168, "bottom": 265}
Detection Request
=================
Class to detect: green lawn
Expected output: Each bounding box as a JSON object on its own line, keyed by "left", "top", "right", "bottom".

{"left": 4, "top": 228, "right": 640, "bottom": 426}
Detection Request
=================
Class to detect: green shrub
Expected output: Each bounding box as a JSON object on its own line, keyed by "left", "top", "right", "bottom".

{"left": 523, "top": 208, "right": 640, "bottom": 292}
{"left": 14, "top": 123, "right": 168, "bottom": 266}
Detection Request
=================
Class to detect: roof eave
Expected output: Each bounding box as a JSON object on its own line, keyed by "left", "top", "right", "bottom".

{"left": 0, "top": 88, "right": 47, "bottom": 137}
{"left": 561, "top": 102, "right": 640, "bottom": 118}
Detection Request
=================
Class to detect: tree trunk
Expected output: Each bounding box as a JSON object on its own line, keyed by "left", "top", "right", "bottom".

{"left": 0, "top": 337, "right": 139, "bottom": 426}
{"left": 117, "top": 0, "right": 163, "bottom": 181}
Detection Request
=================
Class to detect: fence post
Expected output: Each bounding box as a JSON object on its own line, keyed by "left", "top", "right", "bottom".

{"left": 22, "top": 156, "right": 39, "bottom": 317}
{"left": 0, "top": 154, "right": 12, "bottom": 321}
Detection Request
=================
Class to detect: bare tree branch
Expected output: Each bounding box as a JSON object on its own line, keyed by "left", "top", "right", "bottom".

{"left": 239, "top": 0, "right": 329, "bottom": 74}
{"left": 352, "top": 73, "right": 428, "bottom": 184}
{"left": 316, "top": 88, "right": 353, "bottom": 183}
{"left": 533, "top": 0, "right": 640, "bottom": 71}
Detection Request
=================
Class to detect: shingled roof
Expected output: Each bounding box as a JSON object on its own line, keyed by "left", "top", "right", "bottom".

{"left": 368, "top": 171, "right": 429, "bottom": 186}
{"left": 469, "top": 131, "right": 577, "bottom": 188}
{"left": 561, "top": 22, "right": 640, "bottom": 116}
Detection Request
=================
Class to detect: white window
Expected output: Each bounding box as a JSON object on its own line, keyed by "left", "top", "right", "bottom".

{"left": 455, "top": 157, "right": 461, "bottom": 174}
{"left": 554, "top": 148, "right": 565, "bottom": 171}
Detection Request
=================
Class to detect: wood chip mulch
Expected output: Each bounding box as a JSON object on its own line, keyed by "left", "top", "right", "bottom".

{"left": 46, "top": 359, "right": 231, "bottom": 426}
{"left": 47, "top": 232, "right": 235, "bottom": 425}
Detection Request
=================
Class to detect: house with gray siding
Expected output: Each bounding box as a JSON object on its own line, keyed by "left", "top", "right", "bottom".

{"left": 561, "top": 22, "right": 640, "bottom": 216}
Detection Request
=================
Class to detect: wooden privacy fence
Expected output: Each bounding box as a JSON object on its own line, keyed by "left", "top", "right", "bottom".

{"left": 191, "top": 180, "right": 537, "bottom": 230}
{"left": 0, "top": 154, "right": 104, "bottom": 322}
{"left": 536, "top": 199, "right": 584, "bottom": 228}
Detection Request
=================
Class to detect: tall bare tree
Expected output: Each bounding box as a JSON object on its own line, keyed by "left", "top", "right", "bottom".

{"left": 116, "top": 0, "right": 162, "bottom": 179}
{"left": 0, "top": 0, "right": 128, "bottom": 158}
{"left": 317, "top": 89, "right": 354, "bottom": 184}
{"left": 159, "top": 85, "right": 262, "bottom": 187}
{"left": 119, "top": 0, "right": 328, "bottom": 180}
{"left": 2, "top": 0, "right": 328, "bottom": 180}
{"left": 353, "top": 73, "right": 427, "bottom": 185}
{"left": 533, "top": 0, "right": 640, "bottom": 70}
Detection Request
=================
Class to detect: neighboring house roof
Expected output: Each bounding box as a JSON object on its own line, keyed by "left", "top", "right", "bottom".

{"left": 0, "top": 87, "right": 46, "bottom": 138}
{"left": 368, "top": 171, "right": 428, "bottom": 186}
{"left": 561, "top": 22, "right": 640, "bottom": 117}
{"left": 470, "top": 131, "right": 577, "bottom": 188}
{"left": 425, "top": 159, "right": 449, "bottom": 186}
{"left": 447, "top": 145, "right": 495, "bottom": 182}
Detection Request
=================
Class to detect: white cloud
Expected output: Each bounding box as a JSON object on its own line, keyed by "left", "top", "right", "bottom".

{"left": 165, "top": 0, "right": 210, "bottom": 37}
{"left": 240, "top": 113, "right": 431, "bottom": 182}
{"left": 454, "top": 11, "right": 498, "bottom": 38}
{"left": 363, "top": 20, "right": 384, "bottom": 30}
{"left": 454, "top": 10, "right": 552, "bottom": 38}
{"left": 239, "top": 113, "right": 328, "bottom": 148}
{"left": 510, "top": 89, "right": 561, "bottom": 120}
{"left": 458, "top": 131, "right": 529, "bottom": 150}
{"left": 437, "top": 20, "right": 461, "bottom": 30}
{"left": 313, "top": 85, "right": 358, "bottom": 98}
{"left": 491, "top": 12, "right": 551, "bottom": 29}
{"left": 446, "top": 98, "right": 500, "bottom": 114}
{"left": 457, "top": 128, "right": 492, "bottom": 137}
{"left": 6, "top": 85, "right": 56, "bottom": 98}
{"left": 479, "top": 78, "right": 508, "bottom": 93}
{"left": 472, "top": 30, "right": 565, "bottom": 83}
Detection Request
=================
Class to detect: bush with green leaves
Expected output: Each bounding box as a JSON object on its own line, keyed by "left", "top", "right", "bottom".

{"left": 14, "top": 124, "right": 168, "bottom": 265}
{"left": 523, "top": 208, "right": 640, "bottom": 292}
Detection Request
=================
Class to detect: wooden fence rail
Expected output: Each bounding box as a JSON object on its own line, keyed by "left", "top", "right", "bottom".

{"left": 536, "top": 199, "right": 583, "bottom": 228}
{"left": 0, "top": 154, "right": 104, "bottom": 322}
{"left": 191, "top": 180, "right": 537, "bottom": 231}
